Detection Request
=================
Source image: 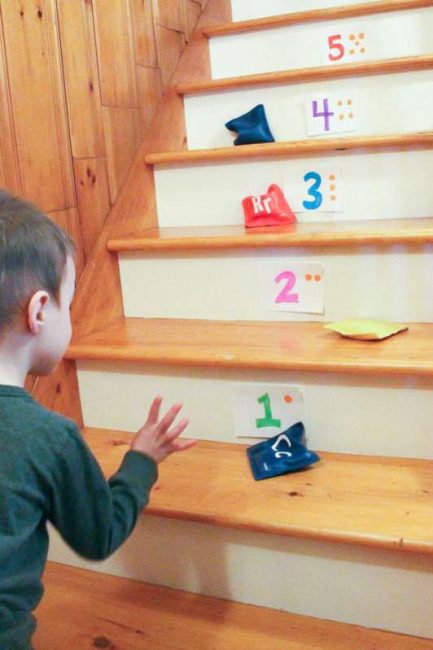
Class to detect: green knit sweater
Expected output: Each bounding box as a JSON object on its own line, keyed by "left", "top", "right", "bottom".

{"left": 0, "top": 385, "right": 158, "bottom": 649}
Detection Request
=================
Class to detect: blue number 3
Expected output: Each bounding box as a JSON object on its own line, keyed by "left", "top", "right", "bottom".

{"left": 303, "top": 171, "right": 323, "bottom": 210}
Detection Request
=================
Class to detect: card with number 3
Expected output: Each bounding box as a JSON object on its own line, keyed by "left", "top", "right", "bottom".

{"left": 259, "top": 262, "right": 325, "bottom": 314}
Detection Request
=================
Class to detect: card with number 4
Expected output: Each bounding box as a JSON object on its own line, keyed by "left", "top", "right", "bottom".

{"left": 259, "top": 262, "right": 325, "bottom": 314}
{"left": 305, "top": 94, "right": 359, "bottom": 137}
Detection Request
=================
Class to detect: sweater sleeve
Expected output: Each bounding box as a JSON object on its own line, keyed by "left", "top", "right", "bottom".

{"left": 47, "top": 424, "right": 158, "bottom": 560}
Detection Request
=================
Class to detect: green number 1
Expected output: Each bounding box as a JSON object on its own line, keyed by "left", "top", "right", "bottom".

{"left": 256, "top": 393, "right": 281, "bottom": 429}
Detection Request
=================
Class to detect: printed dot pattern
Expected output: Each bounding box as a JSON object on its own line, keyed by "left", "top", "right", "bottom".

{"left": 337, "top": 98, "right": 355, "bottom": 121}
{"left": 348, "top": 32, "right": 366, "bottom": 55}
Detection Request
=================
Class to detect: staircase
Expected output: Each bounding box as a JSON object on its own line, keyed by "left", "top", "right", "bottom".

{"left": 44, "top": 0, "right": 433, "bottom": 645}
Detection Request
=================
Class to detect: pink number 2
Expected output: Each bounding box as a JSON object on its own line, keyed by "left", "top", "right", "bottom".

{"left": 274, "top": 270, "right": 299, "bottom": 304}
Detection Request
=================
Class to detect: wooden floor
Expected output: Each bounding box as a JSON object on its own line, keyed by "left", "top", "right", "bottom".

{"left": 34, "top": 562, "right": 433, "bottom": 649}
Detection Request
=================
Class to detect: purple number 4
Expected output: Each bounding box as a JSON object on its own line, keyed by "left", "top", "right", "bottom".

{"left": 312, "top": 98, "right": 334, "bottom": 132}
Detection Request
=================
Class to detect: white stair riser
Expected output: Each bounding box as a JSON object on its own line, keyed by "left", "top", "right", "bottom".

{"left": 154, "top": 150, "right": 433, "bottom": 227}
{"left": 209, "top": 9, "right": 433, "bottom": 78}
{"left": 231, "top": 0, "right": 382, "bottom": 22}
{"left": 184, "top": 70, "right": 433, "bottom": 150}
{"left": 119, "top": 246, "right": 433, "bottom": 323}
{"left": 77, "top": 362, "right": 433, "bottom": 458}
{"left": 48, "top": 517, "right": 433, "bottom": 638}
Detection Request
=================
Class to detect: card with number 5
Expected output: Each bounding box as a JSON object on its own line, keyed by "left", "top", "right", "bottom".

{"left": 259, "top": 262, "right": 325, "bottom": 314}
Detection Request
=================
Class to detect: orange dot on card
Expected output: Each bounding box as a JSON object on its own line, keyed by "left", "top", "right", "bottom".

{"left": 355, "top": 41, "right": 360, "bottom": 46}
{"left": 329, "top": 174, "right": 336, "bottom": 181}
{"left": 330, "top": 184, "right": 336, "bottom": 191}
{"left": 284, "top": 394, "right": 293, "bottom": 404}
{"left": 359, "top": 33, "right": 365, "bottom": 39}
{"left": 349, "top": 33, "right": 355, "bottom": 40}
{"left": 361, "top": 48, "right": 366, "bottom": 53}
{"left": 331, "top": 195, "right": 336, "bottom": 201}
{"left": 305, "top": 274, "right": 312, "bottom": 281}
{"left": 339, "top": 114, "right": 344, "bottom": 120}
{"left": 314, "top": 275, "right": 321, "bottom": 282}
{"left": 349, "top": 49, "right": 355, "bottom": 55}
{"left": 349, "top": 112, "right": 354, "bottom": 118}
{"left": 347, "top": 99, "right": 352, "bottom": 105}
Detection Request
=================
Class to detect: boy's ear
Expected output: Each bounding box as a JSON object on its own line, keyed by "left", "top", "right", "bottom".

{"left": 27, "top": 290, "right": 50, "bottom": 335}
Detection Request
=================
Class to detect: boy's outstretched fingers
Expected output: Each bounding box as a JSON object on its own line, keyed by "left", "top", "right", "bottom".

{"left": 131, "top": 397, "right": 196, "bottom": 463}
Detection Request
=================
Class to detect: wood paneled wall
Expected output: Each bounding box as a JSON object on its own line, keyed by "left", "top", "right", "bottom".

{"left": 0, "top": 0, "right": 206, "bottom": 274}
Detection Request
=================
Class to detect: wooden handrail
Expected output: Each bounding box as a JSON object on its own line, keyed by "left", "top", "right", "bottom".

{"left": 203, "top": 0, "right": 433, "bottom": 38}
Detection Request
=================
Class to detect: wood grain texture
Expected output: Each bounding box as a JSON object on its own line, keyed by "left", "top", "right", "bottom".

{"left": 0, "top": 18, "right": 21, "bottom": 194}
{"left": 68, "top": 0, "right": 231, "bottom": 343}
{"left": 203, "top": 0, "right": 433, "bottom": 37}
{"left": 57, "top": 0, "right": 105, "bottom": 158}
{"left": 132, "top": 0, "right": 158, "bottom": 67}
{"left": 1, "top": 0, "right": 75, "bottom": 212}
{"left": 35, "top": 562, "right": 433, "bottom": 649}
{"left": 156, "top": 0, "right": 184, "bottom": 31}
{"left": 38, "top": 0, "right": 229, "bottom": 420}
{"left": 82, "top": 428, "right": 433, "bottom": 553}
{"left": 107, "top": 218, "right": 433, "bottom": 252}
{"left": 137, "top": 65, "right": 163, "bottom": 133}
{"left": 102, "top": 106, "right": 142, "bottom": 202}
{"left": 73, "top": 158, "right": 111, "bottom": 261}
{"left": 157, "top": 24, "right": 186, "bottom": 87}
{"left": 32, "top": 360, "right": 84, "bottom": 427}
{"left": 48, "top": 207, "right": 84, "bottom": 278}
{"left": 93, "top": 0, "right": 138, "bottom": 108}
{"left": 146, "top": 132, "right": 433, "bottom": 165}
{"left": 66, "top": 318, "right": 433, "bottom": 377}
{"left": 185, "top": 0, "right": 202, "bottom": 39}
{"left": 177, "top": 54, "right": 433, "bottom": 95}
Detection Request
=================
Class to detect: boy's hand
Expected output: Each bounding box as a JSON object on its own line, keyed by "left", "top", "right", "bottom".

{"left": 131, "top": 396, "right": 196, "bottom": 463}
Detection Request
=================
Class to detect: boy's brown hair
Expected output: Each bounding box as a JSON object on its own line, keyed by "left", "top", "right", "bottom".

{"left": 0, "top": 190, "right": 75, "bottom": 332}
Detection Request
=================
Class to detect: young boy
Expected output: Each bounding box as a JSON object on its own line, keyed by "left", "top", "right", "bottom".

{"left": 0, "top": 190, "right": 195, "bottom": 649}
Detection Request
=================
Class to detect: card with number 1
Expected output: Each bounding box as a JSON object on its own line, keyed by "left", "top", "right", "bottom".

{"left": 232, "top": 384, "right": 305, "bottom": 439}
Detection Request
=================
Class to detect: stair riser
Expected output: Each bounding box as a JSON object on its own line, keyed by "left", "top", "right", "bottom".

{"left": 77, "top": 362, "right": 433, "bottom": 458}
{"left": 48, "top": 516, "right": 433, "bottom": 638}
{"left": 209, "top": 8, "right": 433, "bottom": 78}
{"left": 119, "top": 246, "right": 433, "bottom": 323}
{"left": 154, "top": 150, "right": 433, "bottom": 227}
{"left": 231, "top": 0, "right": 383, "bottom": 22}
{"left": 184, "top": 70, "right": 433, "bottom": 150}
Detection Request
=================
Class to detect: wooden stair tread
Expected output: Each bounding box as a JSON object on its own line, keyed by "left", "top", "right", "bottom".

{"left": 107, "top": 218, "right": 433, "bottom": 252}
{"left": 83, "top": 428, "right": 433, "bottom": 554}
{"left": 35, "top": 562, "right": 433, "bottom": 649}
{"left": 177, "top": 54, "right": 433, "bottom": 95}
{"left": 203, "top": 0, "right": 433, "bottom": 38}
{"left": 145, "top": 132, "right": 433, "bottom": 166}
{"left": 66, "top": 318, "right": 433, "bottom": 377}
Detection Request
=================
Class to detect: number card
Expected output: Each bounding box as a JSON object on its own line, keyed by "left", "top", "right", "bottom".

{"left": 232, "top": 384, "right": 305, "bottom": 439}
{"left": 323, "top": 30, "right": 367, "bottom": 65}
{"left": 305, "top": 94, "right": 359, "bottom": 136}
{"left": 259, "top": 262, "right": 325, "bottom": 314}
{"left": 288, "top": 169, "right": 344, "bottom": 213}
